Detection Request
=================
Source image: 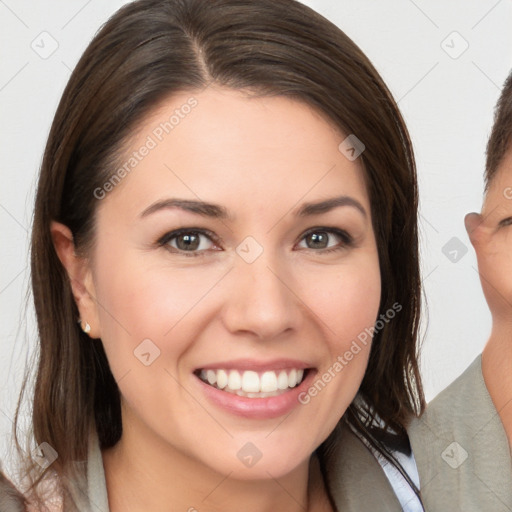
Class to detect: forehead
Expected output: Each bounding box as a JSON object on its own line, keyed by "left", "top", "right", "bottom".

{"left": 96, "top": 86, "right": 370, "bottom": 221}
{"left": 488, "top": 149, "right": 512, "bottom": 191}
{"left": 484, "top": 149, "right": 512, "bottom": 212}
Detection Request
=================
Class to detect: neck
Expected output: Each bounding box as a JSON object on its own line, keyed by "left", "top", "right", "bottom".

{"left": 101, "top": 415, "right": 332, "bottom": 512}
{"left": 482, "top": 321, "right": 512, "bottom": 447}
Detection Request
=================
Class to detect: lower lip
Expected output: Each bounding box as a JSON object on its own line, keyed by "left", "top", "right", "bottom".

{"left": 195, "top": 370, "right": 316, "bottom": 420}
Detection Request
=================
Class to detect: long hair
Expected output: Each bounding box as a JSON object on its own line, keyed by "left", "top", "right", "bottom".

{"left": 15, "top": 0, "right": 424, "bottom": 508}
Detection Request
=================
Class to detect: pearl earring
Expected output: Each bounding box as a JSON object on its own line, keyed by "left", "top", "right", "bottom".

{"left": 78, "top": 318, "right": 91, "bottom": 334}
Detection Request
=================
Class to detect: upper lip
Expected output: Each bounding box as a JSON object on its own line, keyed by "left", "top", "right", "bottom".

{"left": 195, "top": 359, "right": 313, "bottom": 372}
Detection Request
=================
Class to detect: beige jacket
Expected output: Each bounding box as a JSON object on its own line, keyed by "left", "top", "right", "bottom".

{"left": 409, "top": 354, "right": 512, "bottom": 511}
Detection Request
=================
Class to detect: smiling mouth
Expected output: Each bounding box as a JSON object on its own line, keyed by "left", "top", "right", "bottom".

{"left": 195, "top": 368, "right": 310, "bottom": 398}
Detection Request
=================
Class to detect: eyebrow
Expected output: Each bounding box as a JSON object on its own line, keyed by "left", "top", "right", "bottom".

{"left": 140, "top": 199, "right": 232, "bottom": 220}
{"left": 139, "top": 195, "right": 367, "bottom": 220}
{"left": 296, "top": 196, "right": 367, "bottom": 218}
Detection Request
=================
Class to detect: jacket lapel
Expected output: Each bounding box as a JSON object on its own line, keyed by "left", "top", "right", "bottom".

{"left": 323, "top": 422, "right": 403, "bottom": 511}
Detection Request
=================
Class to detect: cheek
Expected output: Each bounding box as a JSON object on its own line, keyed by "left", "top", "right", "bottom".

{"left": 294, "top": 257, "right": 380, "bottom": 441}
{"left": 480, "top": 248, "right": 512, "bottom": 316}
{"left": 94, "top": 249, "right": 223, "bottom": 333}
{"left": 296, "top": 253, "right": 381, "bottom": 394}
{"left": 91, "top": 256, "right": 218, "bottom": 422}
{"left": 91, "top": 247, "right": 230, "bottom": 384}
{"left": 302, "top": 256, "right": 381, "bottom": 343}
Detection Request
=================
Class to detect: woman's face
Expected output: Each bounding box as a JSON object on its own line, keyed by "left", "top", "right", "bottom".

{"left": 87, "top": 86, "right": 381, "bottom": 479}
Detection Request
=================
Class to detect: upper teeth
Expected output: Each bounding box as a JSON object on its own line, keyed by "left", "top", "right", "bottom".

{"left": 199, "top": 368, "right": 305, "bottom": 393}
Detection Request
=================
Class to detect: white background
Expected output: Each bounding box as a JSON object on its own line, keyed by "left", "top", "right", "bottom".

{"left": 1, "top": 0, "right": 511, "bottom": 472}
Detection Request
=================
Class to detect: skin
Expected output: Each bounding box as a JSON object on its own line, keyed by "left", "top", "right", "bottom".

{"left": 51, "top": 86, "right": 381, "bottom": 512}
{"left": 465, "top": 148, "right": 512, "bottom": 448}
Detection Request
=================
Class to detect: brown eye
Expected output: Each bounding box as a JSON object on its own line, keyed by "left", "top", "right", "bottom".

{"left": 157, "top": 228, "right": 219, "bottom": 256}
{"left": 305, "top": 231, "right": 330, "bottom": 249}
{"left": 174, "top": 232, "right": 201, "bottom": 251}
{"left": 298, "top": 228, "right": 354, "bottom": 252}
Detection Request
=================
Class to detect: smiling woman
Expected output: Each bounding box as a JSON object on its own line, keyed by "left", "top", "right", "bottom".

{"left": 9, "top": 0, "right": 424, "bottom": 511}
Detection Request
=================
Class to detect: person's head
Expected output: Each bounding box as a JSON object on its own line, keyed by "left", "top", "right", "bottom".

{"left": 465, "top": 69, "right": 512, "bottom": 325}
{"left": 16, "top": 0, "right": 423, "bottom": 505}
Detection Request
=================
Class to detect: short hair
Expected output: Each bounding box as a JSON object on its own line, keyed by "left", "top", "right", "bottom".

{"left": 485, "top": 69, "right": 512, "bottom": 190}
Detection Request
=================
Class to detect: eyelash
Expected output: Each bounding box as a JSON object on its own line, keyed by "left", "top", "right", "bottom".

{"left": 156, "top": 227, "right": 355, "bottom": 258}
{"left": 499, "top": 217, "right": 512, "bottom": 228}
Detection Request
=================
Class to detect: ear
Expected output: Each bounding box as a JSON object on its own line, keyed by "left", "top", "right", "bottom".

{"left": 464, "top": 212, "right": 486, "bottom": 248}
{"left": 50, "top": 221, "right": 101, "bottom": 339}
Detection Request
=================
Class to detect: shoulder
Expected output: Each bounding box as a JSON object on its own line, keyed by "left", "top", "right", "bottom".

{"left": 409, "top": 354, "right": 512, "bottom": 511}
{"left": 409, "top": 355, "right": 488, "bottom": 439}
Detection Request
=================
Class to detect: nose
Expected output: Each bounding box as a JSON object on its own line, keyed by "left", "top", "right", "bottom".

{"left": 220, "top": 251, "right": 303, "bottom": 340}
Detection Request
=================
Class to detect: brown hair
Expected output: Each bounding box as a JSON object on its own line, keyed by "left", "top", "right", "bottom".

{"left": 485, "top": 69, "right": 512, "bottom": 189}
{"left": 15, "top": 0, "right": 424, "bottom": 508}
